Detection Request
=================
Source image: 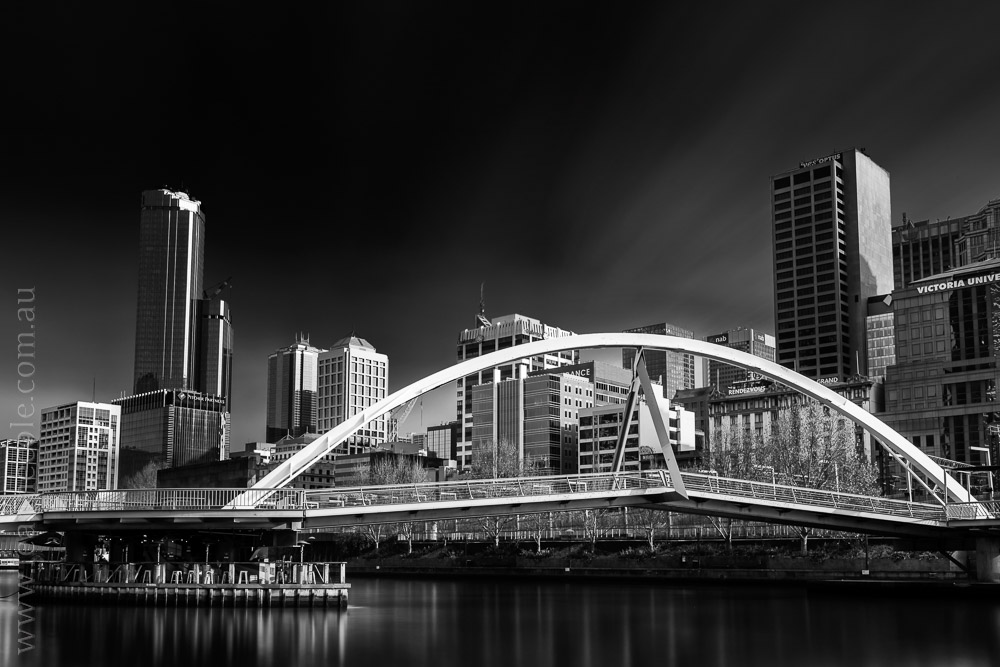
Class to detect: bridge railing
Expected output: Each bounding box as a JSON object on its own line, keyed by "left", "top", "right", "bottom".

{"left": 678, "top": 471, "right": 945, "bottom": 521}
{"left": 6, "top": 488, "right": 306, "bottom": 513}
{"left": 302, "top": 472, "right": 661, "bottom": 509}
{"left": 945, "top": 502, "right": 1000, "bottom": 520}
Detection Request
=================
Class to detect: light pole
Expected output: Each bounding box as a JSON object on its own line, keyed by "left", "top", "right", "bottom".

{"left": 753, "top": 464, "right": 776, "bottom": 499}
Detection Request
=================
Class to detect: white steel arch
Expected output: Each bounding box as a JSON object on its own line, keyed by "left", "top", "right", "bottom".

{"left": 251, "top": 333, "right": 971, "bottom": 503}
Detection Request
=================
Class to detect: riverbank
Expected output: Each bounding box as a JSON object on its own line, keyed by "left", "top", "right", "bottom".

{"left": 341, "top": 539, "right": 975, "bottom": 587}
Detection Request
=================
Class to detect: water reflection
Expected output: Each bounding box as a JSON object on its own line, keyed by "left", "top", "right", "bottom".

{"left": 2, "top": 572, "right": 1000, "bottom": 666}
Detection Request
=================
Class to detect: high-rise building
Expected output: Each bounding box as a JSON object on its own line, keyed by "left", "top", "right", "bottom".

{"left": 622, "top": 322, "right": 696, "bottom": 400}
{"left": 317, "top": 335, "right": 388, "bottom": 454}
{"left": 880, "top": 258, "right": 1000, "bottom": 472}
{"left": 133, "top": 189, "right": 206, "bottom": 394}
{"left": 0, "top": 437, "right": 38, "bottom": 493}
{"left": 456, "top": 313, "right": 579, "bottom": 470}
{"left": 113, "top": 389, "right": 228, "bottom": 485}
{"left": 704, "top": 327, "right": 776, "bottom": 391}
{"left": 771, "top": 148, "right": 892, "bottom": 381}
{"left": 191, "top": 297, "right": 233, "bottom": 409}
{"left": 267, "top": 334, "right": 326, "bottom": 443}
{"left": 38, "top": 402, "right": 120, "bottom": 492}
{"left": 128, "top": 189, "right": 232, "bottom": 472}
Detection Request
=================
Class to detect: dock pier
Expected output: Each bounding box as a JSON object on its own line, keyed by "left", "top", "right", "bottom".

{"left": 19, "top": 560, "right": 350, "bottom": 608}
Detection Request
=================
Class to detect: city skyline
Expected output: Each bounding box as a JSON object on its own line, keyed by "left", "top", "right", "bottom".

{"left": 4, "top": 4, "right": 1000, "bottom": 449}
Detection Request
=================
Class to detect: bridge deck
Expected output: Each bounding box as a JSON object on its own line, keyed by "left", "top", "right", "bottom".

{"left": 1, "top": 471, "right": 975, "bottom": 539}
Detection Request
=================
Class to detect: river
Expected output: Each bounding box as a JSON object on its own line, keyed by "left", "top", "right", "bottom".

{"left": 2, "top": 571, "right": 998, "bottom": 666}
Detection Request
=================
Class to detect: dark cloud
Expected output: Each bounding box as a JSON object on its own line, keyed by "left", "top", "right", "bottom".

{"left": 4, "top": 2, "right": 1000, "bottom": 447}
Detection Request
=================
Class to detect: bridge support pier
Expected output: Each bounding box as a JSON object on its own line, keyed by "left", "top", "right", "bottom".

{"left": 975, "top": 537, "right": 1000, "bottom": 582}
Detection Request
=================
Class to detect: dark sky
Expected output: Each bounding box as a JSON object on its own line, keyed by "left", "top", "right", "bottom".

{"left": 4, "top": 2, "right": 1000, "bottom": 448}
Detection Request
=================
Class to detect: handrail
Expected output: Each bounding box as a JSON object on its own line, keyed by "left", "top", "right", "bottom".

{"left": 0, "top": 470, "right": 948, "bottom": 523}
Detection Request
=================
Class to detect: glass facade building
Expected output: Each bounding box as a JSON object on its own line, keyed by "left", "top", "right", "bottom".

{"left": 267, "top": 334, "right": 325, "bottom": 443}
{"left": 113, "top": 389, "right": 228, "bottom": 484}
{"left": 880, "top": 258, "right": 1000, "bottom": 476}
{"left": 622, "top": 322, "right": 696, "bottom": 400}
{"left": 133, "top": 189, "right": 206, "bottom": 394}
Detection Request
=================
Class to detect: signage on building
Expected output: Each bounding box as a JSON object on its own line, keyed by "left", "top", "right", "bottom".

{"left": 726, "top": 380, "right": 771, "bottom": 396}
{"left": 799, "top": 152, "right": 842, "bottom": 169}
{"left": 528, "top": 362, "right": 593, "bottom": 380}
{"left": 915, "top": 272, "right": 1000, "bottom": 294}
{"left": 817, "top": 376, "right": 840, "bottom": 385}
{"left": 746, "top": 371, "right": 764, "bottom": 382}
{"left": 755, "top": 333, "right": 766, "bottom": 343}
{"left": 707, "top": 333, "right": 729, "bottom": 345}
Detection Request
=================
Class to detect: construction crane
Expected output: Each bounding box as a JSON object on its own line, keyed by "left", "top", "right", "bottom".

{"left": 388, "top": 397, "right": 420, "bottom": 441}
{"left": 203, "top": 276, "right": 233, "bottom": 300}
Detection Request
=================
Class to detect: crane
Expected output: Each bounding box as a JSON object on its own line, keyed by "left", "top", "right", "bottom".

{"left": 203, "top": 276, "right": 233, "bottom": 300}
{"left": 388, "top": 397, "right": 420, "bottom": 441}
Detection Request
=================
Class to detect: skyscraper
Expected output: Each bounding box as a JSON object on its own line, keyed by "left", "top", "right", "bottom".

{"left": 127, "top": 189, "right": 231, "bottom": 475}
{"left": 267, "top": 333, "right": 325, "bottom": 443}
{"left": 771, "top": 148, "right": 892, "bottom": 381}
{"left": 133, "top": 189, "right": 206, "bottom": 394}
{"left": 317, "top": 335, "right": 388, "bottom": 454}
{"left": 621, "top": 322, "right": 696, "bottom": 400}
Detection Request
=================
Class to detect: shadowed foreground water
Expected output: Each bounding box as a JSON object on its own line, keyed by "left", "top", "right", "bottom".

{"left": 3, "top": 571, "right": 1000, "bottom": 666}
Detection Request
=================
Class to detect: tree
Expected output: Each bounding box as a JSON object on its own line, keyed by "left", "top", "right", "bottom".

{"left": 361, "top": 454, "right": 429, "bottom": 552}
{"left": 709, "top": 401, "right": 880, "bottom": 496}
{"left": 120, "top": 459, "right": 168, "bottom": 489}
{"left": 631, "top": 507, "right": 672, "bottom": 551}
{"left": 469, "top": 439, "right": 529, "bottom": 546}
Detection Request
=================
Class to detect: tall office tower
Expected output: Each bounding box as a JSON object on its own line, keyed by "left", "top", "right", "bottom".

{"left": 771, "top": 148, "right": 892, "bottom": 381}
{"left": 456, "top": 313, "right": 579, "bottom": 470}
{"left": 38, "top": 402, "right": 121, "bottom": 492}
{"left": 317, "top": 335, "right": 388, "bottom": 454}
{"left": 133, "top": 189, "right": 206, "bottom": 394}
{"left": 192, "top": 297, "right": 233, "bottom": 409}
{"left": 113, "top": 390, "right": 229, "bottom": 485}
{"left": 892, "top": 216, "right": 960, "bottom": 290}
{"left": 621, "top": 322, "right": 696, "bottom": 400}
{"left": 704, "top": 327, "right": 776, "bottom": 391}
{"left": 0, "top": 437, "right": 38, "bottom": 493}
{"left": 266, "top": 333, "right": 326, "bottom": 443}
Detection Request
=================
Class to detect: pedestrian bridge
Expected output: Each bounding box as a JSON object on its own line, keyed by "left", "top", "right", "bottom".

{"left": 1, "top": 469, "right": 994, "bottom": 540}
